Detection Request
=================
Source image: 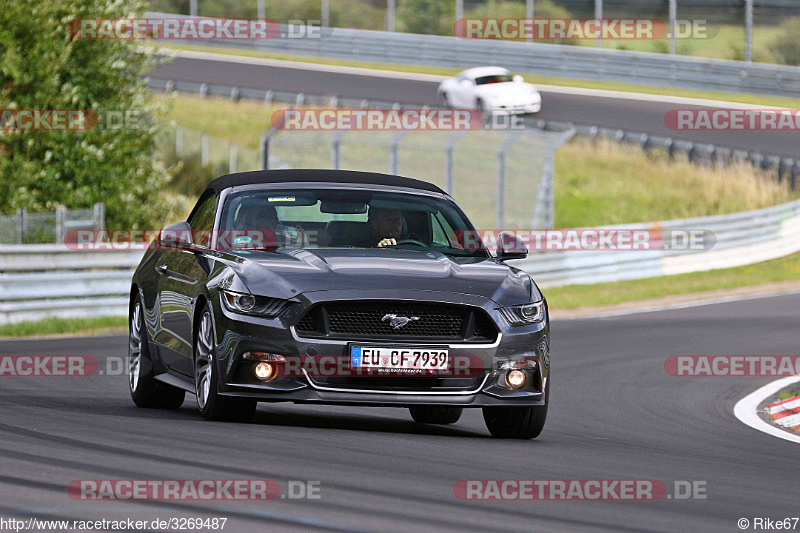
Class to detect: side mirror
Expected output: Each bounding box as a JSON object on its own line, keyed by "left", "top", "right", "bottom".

{"left": 158, "top": 221, "right": 193, "bottom": 249}
{"left": 512, "top": 74, "right": 524, "bottom": 83}
{"left": 496, "top": 232, "right": 528, "bottom": 260}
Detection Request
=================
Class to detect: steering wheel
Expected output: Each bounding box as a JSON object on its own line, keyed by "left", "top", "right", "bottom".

{"left": 389, "top": 238, "right": 427, "bottom": 247}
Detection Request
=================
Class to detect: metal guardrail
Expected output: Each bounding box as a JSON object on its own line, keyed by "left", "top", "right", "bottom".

{"left": 513, "top": 197, "right": 800, "bottom": 286}
{"left": 0, "top": 246, "right": 142, "bottom": 324}
{"left": 146, "top": 12, "right": 800, "bottom": 99}
{"left": 2, "top": 198, "right": 800, "bottom": 323}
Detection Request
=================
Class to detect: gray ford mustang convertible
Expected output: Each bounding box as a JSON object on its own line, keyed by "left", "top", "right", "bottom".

{"left": 128, "top": 169, "right": 550, "bottom": 439}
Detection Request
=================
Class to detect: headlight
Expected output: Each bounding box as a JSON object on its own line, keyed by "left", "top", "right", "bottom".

{"left": 221, "top": 290, "right": 290, "bottom": 318}
{"left": 498, "top": 301, "right": 545, "bottom": 325}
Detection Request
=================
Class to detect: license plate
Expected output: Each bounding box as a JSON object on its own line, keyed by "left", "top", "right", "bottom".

{"left": 351, "top": 346, "right": 449, "bottom": 371}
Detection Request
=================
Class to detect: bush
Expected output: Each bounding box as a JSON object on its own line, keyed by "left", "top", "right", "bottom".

{"left": 767, "top": 18, "right": 800, "bottom": 65}
{"left": 464, "top": 0, "right": 570, "bottom": 20}
{"left": 0, "top": 0, "right": 172, "bottom": 229}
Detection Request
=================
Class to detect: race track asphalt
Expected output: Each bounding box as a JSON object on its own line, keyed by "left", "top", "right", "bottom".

{"left": 1, "top": 293, "right": 798, "bottom": 532}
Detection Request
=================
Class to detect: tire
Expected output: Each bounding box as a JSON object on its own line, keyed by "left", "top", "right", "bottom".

{"left": 194, "top": 305, "right": 257, "bottom": 422}
{"left": 409, "top": 406, "right": 463, "bottom": 425}
{"left": 475, "top": 99, "right": 484, "bottom": 114}
{"left": 439, "top": 91, "right": 450, "bottom": 108}
{"left": 482, "top": 374, "right": 549, "bottom": 439}
{"left": 128, "top": 297, "right": 185, "bottom": 409}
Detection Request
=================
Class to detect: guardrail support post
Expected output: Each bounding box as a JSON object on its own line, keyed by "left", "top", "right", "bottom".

{"left": 526, "top": 0, "right": 534, "bottom": 43}
{"left": 92, "top": 203, "right": 105, "bottom": 231}
{"left": 332, "top": 131, "right": 347, "bottom": 170}
{"left": 594, "top": 0, "right": 603, "bottom": 48}
{"left": 389, "top": 131, "right": 410, "bottom": 175}
{"left": 444, "top": 131, "right": 467, "bottom": 196}
{"left": 55, "top": 206, "right": 65, "bottom": 244}
{"left": 496, "top": 130, "right": 525, "bottom": 228}
{"left": 387, "top": 0, "right": 396, "bottom": 32}
{"left": 16, "top": 208, "right": 26, "bottom": 244}
{"left": 321, "top": 0, "right": 330, "bottom": 28}
{"left": 175, "top": 125, "right": 183, "bottom": 157}
{"left": 668, "top": 0, "right": 676, "bottom": 55}
{"left": 745, "top": 0, "right": 753, "bottom": 63}
{"left": 259, "top": 131, "right": 270, "bottom": 170}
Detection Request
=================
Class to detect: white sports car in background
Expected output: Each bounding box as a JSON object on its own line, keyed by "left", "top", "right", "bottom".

{"left": 438, "top": 67, "right": 542, "bottom": 114}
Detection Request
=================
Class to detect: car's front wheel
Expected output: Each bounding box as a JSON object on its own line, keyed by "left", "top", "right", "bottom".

{"left": 128, "top": 298, "right": 185, "bottom": 409}
{"left": 439, "top": 91, "right": 450, "bottom": 107}
{"left": 482, "top": 375, "right": 549, "bottom": 439}
{"left": 194, "top": 304, "right": 256, "bottom": 422}
{"left": 409, "top": 406, "right": 463, "bottom": 425}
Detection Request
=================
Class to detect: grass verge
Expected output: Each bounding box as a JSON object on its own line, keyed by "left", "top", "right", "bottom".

{"left": 0, "top": 316, "right": 127, "bottom": 338}
{"left": 545, "top": 250, "right": 800, "bottom": 310}
{"left": 158, "top": 94, "right": 799, "bottom": 228}
{"left": 147, "top": 43, "right": 800, "bottom": 109}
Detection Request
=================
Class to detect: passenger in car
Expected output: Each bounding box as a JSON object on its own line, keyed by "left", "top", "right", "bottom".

{"left": 363, "top": 207, "right": 404, "bottom": 247}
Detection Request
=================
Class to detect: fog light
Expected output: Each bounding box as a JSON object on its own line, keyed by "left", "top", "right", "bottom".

{"left": 506, "top": 369, "right": 526, "bottom": 388}
{"left": 255, "top": 362, "right": 275, "bottom": 381}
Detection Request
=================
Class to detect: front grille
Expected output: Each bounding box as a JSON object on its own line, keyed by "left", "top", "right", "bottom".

{"left": 294, "top": 300, "right": 498, "bottom": 343}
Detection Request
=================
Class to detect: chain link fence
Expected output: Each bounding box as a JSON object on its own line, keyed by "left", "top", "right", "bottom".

{"left": 263, "top": 125, "right": 574, "bottom": 229}
{"left": 0, "top": 204, "right": 105, "bottom": 244}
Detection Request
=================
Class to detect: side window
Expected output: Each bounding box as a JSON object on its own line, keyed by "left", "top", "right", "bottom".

{"left": 432, "top": 212, "right": 453, "bottom": 246}
{"left": 189, "top": 194, "right": 217, "bottom": 248}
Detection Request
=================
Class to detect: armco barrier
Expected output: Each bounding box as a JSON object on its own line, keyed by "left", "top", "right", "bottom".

{"left": 2, "top": 198, "right": 800, "bottom": 324}
{"left": 513, "top": 197, "right": 800, "bottom": 285}
{"left": 0, "top": 246, "right": 142, "bottom": 325}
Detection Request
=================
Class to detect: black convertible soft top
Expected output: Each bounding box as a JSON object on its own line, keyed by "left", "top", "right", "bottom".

{"left": 206, "top": 169, "right": 445, "bottom": 195}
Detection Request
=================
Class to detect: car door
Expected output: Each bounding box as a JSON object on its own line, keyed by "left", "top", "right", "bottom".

{"left": 155, "top": 192, "right": 217, "bottom": 376}
{"left": 450, "top": 74, "right": 474, "bottom": 108}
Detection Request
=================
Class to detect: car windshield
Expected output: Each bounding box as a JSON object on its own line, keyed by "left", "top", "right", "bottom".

{"left": 218, "top": 188, "right": 488, "bottom": 257}
{"left": 474, "top": 73, "right": 513, "bottom": 85}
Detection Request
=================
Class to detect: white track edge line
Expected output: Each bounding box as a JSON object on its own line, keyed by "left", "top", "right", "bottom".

{"left": 734, "top": 375, "right": 800, "bottom": 444}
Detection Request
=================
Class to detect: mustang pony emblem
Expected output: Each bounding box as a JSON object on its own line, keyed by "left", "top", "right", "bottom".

{"left": 381, "top": 313, "right": 420, "bottom": 329}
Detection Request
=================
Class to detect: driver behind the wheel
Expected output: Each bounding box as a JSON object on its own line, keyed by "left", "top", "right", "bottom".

{"left": 366, "top": 207, "right": 403, "bottom": 247}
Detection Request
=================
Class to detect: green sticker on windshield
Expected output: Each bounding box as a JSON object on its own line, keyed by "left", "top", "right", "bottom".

{"left": 233, "top": 235, "right": 252, "bottom": 246}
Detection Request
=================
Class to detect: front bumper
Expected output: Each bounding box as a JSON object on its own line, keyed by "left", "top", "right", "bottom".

{"left": 212, "top": 290, "right": 550, "bottom": 407}
{"left": 488, "top": 101, "right": 542, "bottom": 114}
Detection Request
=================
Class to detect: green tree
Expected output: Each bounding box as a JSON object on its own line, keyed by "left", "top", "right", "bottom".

{"left": 768, "top": 17, "right": 800, "bottom": 66}
{"left": 397, "top": 0, "right": 455, "bottom": 35}
{"left": 0, "top": 0, "right": 171, "bottom": 228}
{"left": 465, "top": 0, "right": 570, "bottom": 22}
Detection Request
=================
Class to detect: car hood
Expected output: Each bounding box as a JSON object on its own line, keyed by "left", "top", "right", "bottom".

{"left": 223, "top": 247, "right": 538, "bottom": 306}
{"left": 476, "top": 83, "right": 539, "bottom": 100}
